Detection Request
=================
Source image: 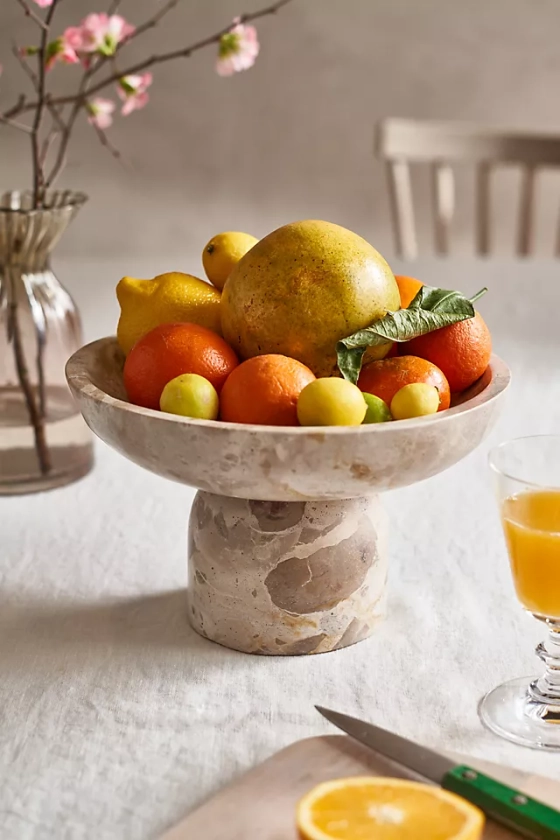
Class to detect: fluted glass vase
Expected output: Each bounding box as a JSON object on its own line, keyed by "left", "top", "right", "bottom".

{"left": 0, "top": 190, "right": 93, "bottom": 494}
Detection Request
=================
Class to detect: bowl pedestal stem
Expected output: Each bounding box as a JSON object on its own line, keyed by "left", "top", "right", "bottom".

{"left": 187, "top": 491, "right": 388, "bottom": 656}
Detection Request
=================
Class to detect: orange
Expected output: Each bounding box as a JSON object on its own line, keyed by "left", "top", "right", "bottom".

{"left": 123, "top": 322, "right": 238, "bottom": 410}
{"left": 395, "top": 275, "right": 424, "bottom": 308}
{"left": 220, "top": 354, "right": 315, "bottom": 425}
{"left": 296, "top": 777, "right": 484, "bottom": 840}
{"left": 402, "top": 311, "right": 491, "bottom": 393}
{"left": 359, "top": 355, "right": 450, "bottom": 411}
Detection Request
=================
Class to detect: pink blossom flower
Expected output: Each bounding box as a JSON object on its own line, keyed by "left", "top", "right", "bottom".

{"left": 216, "top": 18, "right": 260, "bottom": 77}
{"left": 87, "top": 97, "right": 115, "bottom": 130}
{"left": 45, "top": 36, "right": 80, "bottom": 70}
{"left": 33, "top": 0, "right": 53, "bottom": 7}
{"left": 80, "top": 13, "right": 135, "bottom": 56}
{"left": 117, "top": 73, "right": 152, "bottom": 115}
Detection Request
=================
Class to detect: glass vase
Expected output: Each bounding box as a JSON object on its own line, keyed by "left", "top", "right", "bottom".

{"left": 0, "top": 190, "right": 93, "bottom": 494}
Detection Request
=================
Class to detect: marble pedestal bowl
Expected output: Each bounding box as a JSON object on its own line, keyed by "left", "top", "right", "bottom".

{"left": 66, "top": 338, "right": 510, "bottom": 656}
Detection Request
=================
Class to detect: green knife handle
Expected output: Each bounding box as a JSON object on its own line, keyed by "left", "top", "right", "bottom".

{"left": 443, "top": 765, "right": 560, "bottom": 839}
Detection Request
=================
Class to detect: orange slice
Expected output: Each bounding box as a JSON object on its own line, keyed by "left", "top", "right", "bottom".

{"left": 296, "top": 777, "right": 485, "bottom": 840}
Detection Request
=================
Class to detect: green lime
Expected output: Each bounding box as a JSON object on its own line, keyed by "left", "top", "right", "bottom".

{"left": 362, "top": 393, "right": 392, "bottom": 424}
{"left": 391, "top": 382, "right": 440, "bottom": 420}
{"left": 297, "top": 378, "right": 367, "bottom": 426}
{"left": 159, "top": 373, "right": 219, "bottom": 420}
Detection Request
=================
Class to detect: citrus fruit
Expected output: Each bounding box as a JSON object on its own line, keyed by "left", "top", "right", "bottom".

{"left": 362, "top": 392, "right": 392, "bottom": 423}
{"left": 221, "top": 220, "right": 400, "bottom": 377}
{"left": 391, "top": 382, "right": 440, "bottom": 420}
{"left": 159, "top": 373, "right": 219, "bottom": 420}
{"left": 358, "top": 355, "right": 450, "bottom": 411}
{"left": 395, "top": 275, "right": 424, "bottom": 308}
{"left": 297, "top": 378, "right": 367, "bottom": 427}
{"left": 123, "top": 322, "right": 238, "bottom": 410}
{"left": 220, "top": 354, "right": 315, "bottom": 426}
{"left": 117, "top": 271, "right": 222, "bottom": 356}
{"left": 202, "top": 231, "right": 258, "bottom": 291}
{"left": 402, "top": 311, "right": 492, "bottom": 393}
{"left": 296, "top": 777, "right": 484, "bottom": 840}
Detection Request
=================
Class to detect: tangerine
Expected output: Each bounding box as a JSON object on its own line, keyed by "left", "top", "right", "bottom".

{"left": 123, "top": 322, "right": 238, "bottom": 410}
{"left": 358, "top": 355, "right": 450, "bottom": 411}
{"left": 402, "top": 311, "right": 491, "bottom": 393}
{"left": 395, "top": 275, "right": 424, "bottom": 308}
{"left": 220, "top": 354, "right": 315, "bottom": 426}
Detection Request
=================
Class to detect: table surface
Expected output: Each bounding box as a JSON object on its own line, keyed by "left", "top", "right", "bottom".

{"left": 2, "top": 255, "right": 560, "bottom": 840}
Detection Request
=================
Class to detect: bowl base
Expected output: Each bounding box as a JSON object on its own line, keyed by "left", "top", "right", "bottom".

{"left": 187, "top": 492, "right": 388, "bottom": 655}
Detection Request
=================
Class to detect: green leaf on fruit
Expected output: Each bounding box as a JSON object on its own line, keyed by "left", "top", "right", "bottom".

{"left": 336, "top": 285, "right": 487, "bottom": 384}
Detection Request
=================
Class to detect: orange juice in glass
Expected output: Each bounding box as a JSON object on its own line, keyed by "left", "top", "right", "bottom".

{"left": 480, "top": 436, "right": 560, "bottom": 750}
{"left": 502, "top": 489, "right": 560, "bottom": 620}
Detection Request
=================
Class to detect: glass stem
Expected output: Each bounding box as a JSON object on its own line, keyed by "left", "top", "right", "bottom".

{"left": 530, "top": 621, "right": 560, "bottom": 705}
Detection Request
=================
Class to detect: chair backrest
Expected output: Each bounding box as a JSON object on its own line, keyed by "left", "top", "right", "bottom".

{"left": 375, "top": 118, "right": 560, "bottom": 259}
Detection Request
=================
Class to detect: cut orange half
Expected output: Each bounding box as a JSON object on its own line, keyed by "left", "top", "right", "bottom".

{"left": 296, "top": 777, "right": 485, "bottom": 840}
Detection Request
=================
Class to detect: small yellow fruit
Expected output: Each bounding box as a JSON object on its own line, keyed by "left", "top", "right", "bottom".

{"left": 116, "top": 271, "right": 221, "bottom": 356}
{"left": 159, "top": 373, "right": 219, "bottom": 420}
{"left": 202, "top": 231, "right": 258, "bottom": 291}
{"left": 297, "top": 378, "right": 367, "bottom": 426}
{"left": 391, "top": 382, "right": 440, "bottom": 420}
{"left": 362, "top": 392, "right": 392, "bottom": 423}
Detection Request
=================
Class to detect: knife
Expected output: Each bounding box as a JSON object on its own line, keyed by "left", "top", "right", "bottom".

{"left": 316, "top": 706, "right": 560, "bottom": 839}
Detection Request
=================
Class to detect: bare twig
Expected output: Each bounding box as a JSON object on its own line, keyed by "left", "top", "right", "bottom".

{"left": 13, "top": 43, "right": 66, "bottom": 136}
{"left": 0, "top": 114, "right": 33, "bottom": 133}
{"left": 126, "top": 0, "right": 182, "bottom": 44}
{"left": 30, "top": 0, "right": 60, "bottom": 206}
{"left": 107, "top": 0, "right": 122, "bottom": 13}
{"left": 4, "top": 95, "right": 27, "bottom": 119}
{"left": 15, "top": 0, "right": 48, "bottom": 31}
{"left": 91, "top": 121, "right": 125, "bottom": 163}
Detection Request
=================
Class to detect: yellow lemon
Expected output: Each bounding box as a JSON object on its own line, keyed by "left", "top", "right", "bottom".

{"left": 391, "top": 382, "right": 440, "bottom": 420}
{"left": 297, "top": 378, "right": 367, "bottom": 426}
{"left": 116, "top": 271, "right": 222, "bottom": 355}
{"left": 297, "top": 777, "right": 484, "bottom": 840}
{"left": 202, "top": 231, "right": 258, "bottom": 291}
{"left": 159, "top": 373, "right": 219, "bottom": 420}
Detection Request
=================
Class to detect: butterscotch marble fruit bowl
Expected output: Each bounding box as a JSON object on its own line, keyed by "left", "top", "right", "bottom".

{"left": 67, "top": 337, "right": 510, "bottom": 503}
{"left": 66, "top": 338, "right": 510, "bottom": 656}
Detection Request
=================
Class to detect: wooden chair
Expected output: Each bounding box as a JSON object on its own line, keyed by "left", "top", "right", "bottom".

{"left": 375, "top": 118, "right": 560, "bottom": 259}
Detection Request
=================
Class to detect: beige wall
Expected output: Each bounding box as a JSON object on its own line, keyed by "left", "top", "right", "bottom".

{"left": 2, "top": 0, "right": 560, "bottom": 261}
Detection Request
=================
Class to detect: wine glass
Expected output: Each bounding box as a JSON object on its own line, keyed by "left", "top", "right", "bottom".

{"left": 480, "top": 435, "right": 560, "bottom": 750}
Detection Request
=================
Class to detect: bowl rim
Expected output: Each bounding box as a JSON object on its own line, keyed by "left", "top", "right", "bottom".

{"left": 66, "top": 337, "right": 511, "bottom": 436}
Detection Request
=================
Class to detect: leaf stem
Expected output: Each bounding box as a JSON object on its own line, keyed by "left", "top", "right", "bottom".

{"left": 469, "top": 287, "right": 488, "bottom": 304}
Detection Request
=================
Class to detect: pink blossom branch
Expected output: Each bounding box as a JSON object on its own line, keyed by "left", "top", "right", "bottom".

{"left": 2, "top": 0, "right": 294, "bottom": 119}
{"left": 80, "top": 0, "right": 294, "bottom": 100}
{"left": 15, "top": 0, "right": 49, "bottom": 31}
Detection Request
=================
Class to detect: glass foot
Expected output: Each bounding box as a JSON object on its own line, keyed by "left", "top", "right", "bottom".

{"left": 480, "top": 676, "right": 560, "bottom": 750}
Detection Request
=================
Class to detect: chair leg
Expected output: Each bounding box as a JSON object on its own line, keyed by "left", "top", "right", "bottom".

{"left": 431, "top": 163, "right": 454, "bottom": 255}
{"left": 476, "top": 163, "right": 491, "bottom": 257}
{"left": 517, "top": 166, "right": 536, "bottom": 257}
{"left": 386, "top": 160, "right": 417, "bottom": 260}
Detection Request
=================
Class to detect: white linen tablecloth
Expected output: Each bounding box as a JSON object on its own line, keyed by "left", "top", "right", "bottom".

{"left": 1, "top": 256, "right": 560, "bottom": 839}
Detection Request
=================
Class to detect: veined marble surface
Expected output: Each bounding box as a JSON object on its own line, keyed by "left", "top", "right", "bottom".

{"left": 1, "top": 256, "right": 560, "bottom": 839}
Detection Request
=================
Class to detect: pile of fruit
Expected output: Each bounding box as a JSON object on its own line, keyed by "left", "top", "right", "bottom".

{"left": 117, "top": 220, "right": 492, "bottom": 427}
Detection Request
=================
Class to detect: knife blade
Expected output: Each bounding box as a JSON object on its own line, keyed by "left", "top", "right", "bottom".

{"left": 316, "top": 706, "right": 560, "bottom": 839}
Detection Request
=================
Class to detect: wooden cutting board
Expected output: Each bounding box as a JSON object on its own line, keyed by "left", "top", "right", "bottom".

{"left": 160, "top": 735, "right": 560, "bottom": 840}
